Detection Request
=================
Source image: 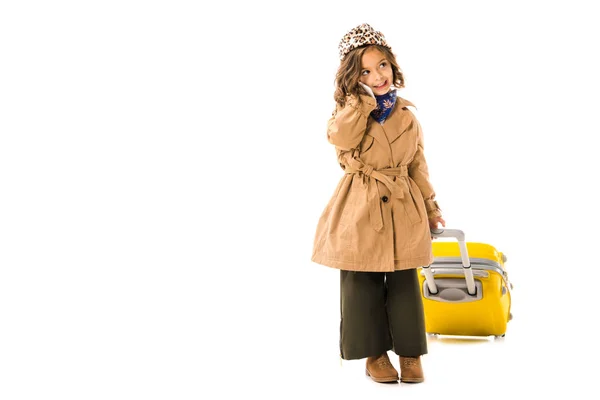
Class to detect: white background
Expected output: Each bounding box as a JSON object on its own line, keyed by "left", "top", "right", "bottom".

{"left": 1, "top": 1, "right": 599, "bottom": 399}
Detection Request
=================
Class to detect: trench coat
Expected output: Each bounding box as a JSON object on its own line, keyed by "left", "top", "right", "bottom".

{"left": 311, "top": 93, "right": 442, "bottom": 272}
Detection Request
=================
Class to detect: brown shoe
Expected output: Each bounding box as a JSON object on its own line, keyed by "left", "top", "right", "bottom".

{"left": 399, "top": 356, "right": 424, "bottom": 383}
{"left": 365, "top": 353, "right": 399, "bottom": 383}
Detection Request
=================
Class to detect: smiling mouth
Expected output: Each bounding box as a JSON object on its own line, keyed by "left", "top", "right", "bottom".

{"left": 374, "top": 80, "right": 388, "bottom": 89}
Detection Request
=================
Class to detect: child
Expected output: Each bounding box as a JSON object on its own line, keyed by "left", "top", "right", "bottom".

{"left": 311, "top": 23, "right": 445, "bottom": 384}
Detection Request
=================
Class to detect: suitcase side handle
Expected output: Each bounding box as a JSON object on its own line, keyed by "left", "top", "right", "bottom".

{"left": 427, "top": 228, "right": 477, "bottom": 296}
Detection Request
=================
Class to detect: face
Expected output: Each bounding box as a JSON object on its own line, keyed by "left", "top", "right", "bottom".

{"left": 359, "top": 47, "right": 393, "bottom": 96}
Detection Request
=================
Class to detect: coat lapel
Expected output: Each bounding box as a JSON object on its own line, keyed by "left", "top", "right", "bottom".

{"left": 367, "top": 96, "right": 417, "bottom": 152}
{"left": 382, "top": 96, "right": 417, "bottom": 144}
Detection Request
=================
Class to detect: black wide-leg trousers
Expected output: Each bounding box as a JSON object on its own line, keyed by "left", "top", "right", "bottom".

{"left": 339, "top": 268, "right": 428, "bottom": 360}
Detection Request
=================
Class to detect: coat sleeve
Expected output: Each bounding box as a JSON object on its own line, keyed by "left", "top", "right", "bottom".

{"left": 327, "top": 95, "right": 377, "bottom": 151}
{"left": 408, "top": 118, "right": 442, "bottom": 219}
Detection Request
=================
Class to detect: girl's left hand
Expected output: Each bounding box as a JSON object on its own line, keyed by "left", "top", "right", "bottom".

{"left": 429, "top": 216, "right": 446, "bottom": 231}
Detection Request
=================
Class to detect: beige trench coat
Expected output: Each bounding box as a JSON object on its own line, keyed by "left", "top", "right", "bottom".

{"left": 311, "top": 94, "right": 442, "bottom": 272}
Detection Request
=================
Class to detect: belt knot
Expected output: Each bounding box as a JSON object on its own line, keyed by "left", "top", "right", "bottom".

{"left": 343, "top": 161, "right": 422, "bottom": 231}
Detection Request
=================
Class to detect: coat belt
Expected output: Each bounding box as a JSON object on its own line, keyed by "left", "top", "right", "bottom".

{"left": 345, "top": 162, "right": 422, "bottom": 232}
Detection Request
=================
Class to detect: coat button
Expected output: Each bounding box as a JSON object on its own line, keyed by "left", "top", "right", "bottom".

{"left": 381, "top": 196, "right": 389, "bottom": 203}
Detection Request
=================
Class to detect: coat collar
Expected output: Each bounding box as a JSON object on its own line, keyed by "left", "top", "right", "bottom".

{"left": 395, "top": 96, "right": 416, "bottom": 110}
{"left": 368, "top": 95, "right": 417, "bottom": 156}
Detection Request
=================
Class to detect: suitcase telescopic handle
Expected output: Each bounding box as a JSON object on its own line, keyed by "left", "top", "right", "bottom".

{"left": 426, "top": 228, "right": 477, "bottom": 296}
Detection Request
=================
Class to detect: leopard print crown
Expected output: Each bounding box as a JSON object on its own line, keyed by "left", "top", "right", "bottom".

{"left": 338, "top": 23, "right": 392, "bottom": 61}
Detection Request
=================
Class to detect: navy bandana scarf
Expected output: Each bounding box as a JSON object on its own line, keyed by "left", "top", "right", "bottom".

{"left": 370, "top": 89, "right": 397, "bottom": 124}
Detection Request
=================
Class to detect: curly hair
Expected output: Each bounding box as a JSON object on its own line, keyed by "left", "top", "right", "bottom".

{"left": 334, "top": 45, "right": 405, "bottom": 108}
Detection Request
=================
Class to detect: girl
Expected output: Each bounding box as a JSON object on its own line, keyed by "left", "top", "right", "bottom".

{"left": 311, "top": 23, "right": 445, "bottom": 384}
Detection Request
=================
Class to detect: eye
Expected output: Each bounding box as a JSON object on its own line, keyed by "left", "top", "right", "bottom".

{"left": 361, "top": 70, "right": 369, "bottom": 76}
{"left": 380, "top": 62, "right": 387, "bottom": 68}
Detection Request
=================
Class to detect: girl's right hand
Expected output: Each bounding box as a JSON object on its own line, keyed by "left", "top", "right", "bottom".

{"left": 358, "top": 82, "right": 376, "bottom": 99}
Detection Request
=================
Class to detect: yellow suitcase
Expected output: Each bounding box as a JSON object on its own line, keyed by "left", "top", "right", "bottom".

{"left": 417, "top": 229, "right": 513, "bottom": 338}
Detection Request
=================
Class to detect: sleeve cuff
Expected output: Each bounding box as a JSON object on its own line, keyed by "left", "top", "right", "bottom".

{"left": 424, "top": 199, "right": 440, "bottom": 211}
{"left": 424, "top": 199, "right": 441, "bottom": 218}
{"left": 427, "top": 209, "right": 442, "bottom": 219}
{"left": 346, "top": 94, "right": 377, "bottom": 116}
